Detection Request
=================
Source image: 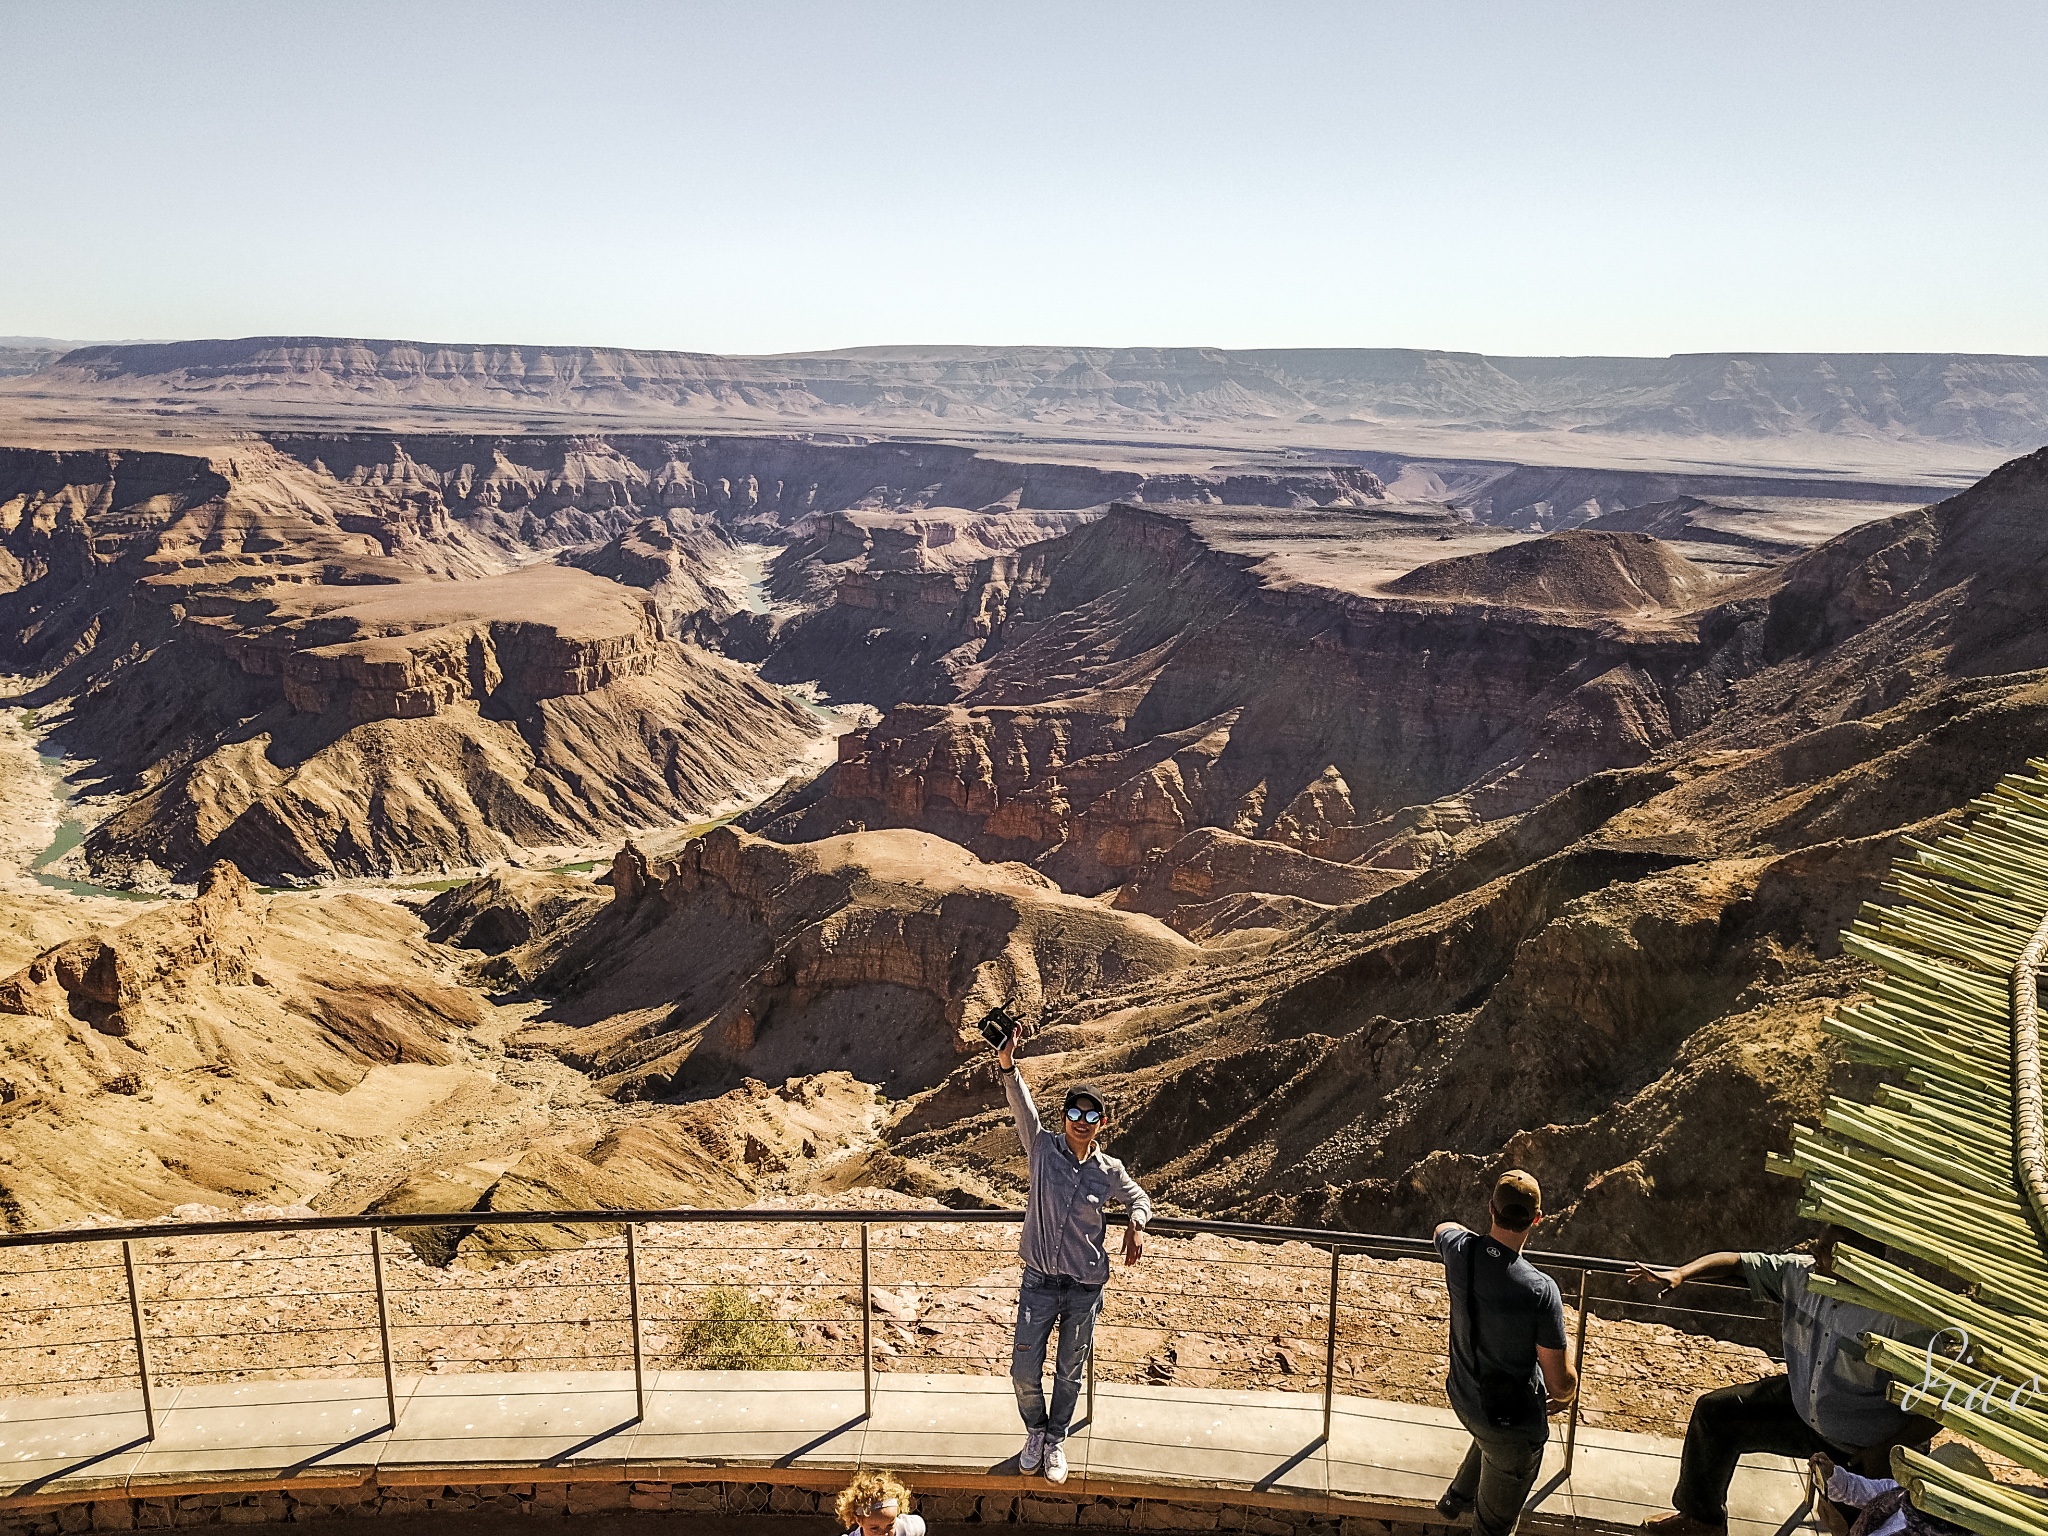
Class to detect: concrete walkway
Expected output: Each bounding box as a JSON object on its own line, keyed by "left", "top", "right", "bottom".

{"left": 0, "top": 1372, "right": 1808, "bottom": 1533}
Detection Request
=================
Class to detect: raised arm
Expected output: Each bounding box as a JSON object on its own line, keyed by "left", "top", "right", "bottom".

{"left": 1628, "top": 1251, "right": 1743, "bottom": 1297}
{"left": 998, "top": 1024, "right": 1040, "bottom": 1155}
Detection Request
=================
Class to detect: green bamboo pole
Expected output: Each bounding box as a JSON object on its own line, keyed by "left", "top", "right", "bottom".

{"left": 1898, "top": 1447, "right": 2048, "bottom": 1525}
{"left": 1834, "top": 1249, "right": 2048, "bottom": 1378}
{"left": 1911, "top": 1483, "right": 2048, "bottom": 1536}
{"left": 1795, "top": 1126, "right": 2021, "bottom": 1212}
{"left": 1810, "top": 1187, "right": 2048, "bottom": 1316}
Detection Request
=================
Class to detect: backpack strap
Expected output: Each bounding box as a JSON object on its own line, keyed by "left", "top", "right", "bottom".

{"left": 1462, "top": 1233, "right": 1483, "bottom": 1372}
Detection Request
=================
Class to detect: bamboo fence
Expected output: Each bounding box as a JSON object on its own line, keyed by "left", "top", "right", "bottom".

{"left": 1772, "top": 759, "right": 2048, "bottom": 1536}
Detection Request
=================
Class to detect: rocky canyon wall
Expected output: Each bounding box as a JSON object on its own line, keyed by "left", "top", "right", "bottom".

{"left": 754, "top": 508, "right": 1738, "bottom": 891}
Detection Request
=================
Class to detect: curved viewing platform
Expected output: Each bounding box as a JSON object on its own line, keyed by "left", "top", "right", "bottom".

{"left": 0, "top": 1208, "right": 1810, "bottom": 1535}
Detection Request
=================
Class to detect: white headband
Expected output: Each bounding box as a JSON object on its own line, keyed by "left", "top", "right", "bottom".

{"left": 855, "top": 1498, "right": 899, "bottom": 1517}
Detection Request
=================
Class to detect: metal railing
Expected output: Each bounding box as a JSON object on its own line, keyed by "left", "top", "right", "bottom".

{"left": 0, "top": 1206, "right": 1779, "bottom": 1472}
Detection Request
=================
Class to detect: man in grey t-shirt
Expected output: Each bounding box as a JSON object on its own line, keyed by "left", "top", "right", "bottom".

{"left": 997, "top": 1022, "right": 1151, "bottom": 1488}
{"left": 1434, "top": 1171, "right": 1578, "bottom": 1536}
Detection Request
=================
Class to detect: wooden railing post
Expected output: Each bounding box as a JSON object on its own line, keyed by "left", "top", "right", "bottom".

{"left": 1322, "top": 1245, "right": 1342, "bottom": 1441}
{"left": 627, "top": 1223, "right": 646, "bottom": 1422}
{"left": 121, "top": 1240, "right": 156, "bottom": 1441}
{"left": 371, "top": 1229, "right": 397, "bottom": 1430}
{"left": 860, "top": 1222, "right": 874, "bottom": 1417}
{"left": 1564, "top": 1267, "right": 1591, "bottom": 1475}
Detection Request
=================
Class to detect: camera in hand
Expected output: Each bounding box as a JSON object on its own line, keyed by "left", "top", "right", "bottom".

{"left": 975, "top": 1001, "right": 1024, "bottom": 1053}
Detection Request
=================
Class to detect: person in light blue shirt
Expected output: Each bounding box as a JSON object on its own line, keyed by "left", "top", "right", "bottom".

{"left": 997, "top": 1020, "right": 1151, "bottom": 1487}
{"left": 1632, "top": 1227, "right": 1936, "bottom": 1536}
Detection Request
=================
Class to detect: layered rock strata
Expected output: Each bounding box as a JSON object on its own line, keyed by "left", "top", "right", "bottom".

{"left": 753, "top": 510, "right": 1730, "bottom": 890}
{"left": 498, "top": 825, "right": 1196, "bottom": 1100}
{"left": 22, "top": 337, "right": 2047, "bottom": 450}
{"left": 0, "top": 446, "right": 828, "bottom": 882}
{"left": 861, "top": 446, "right": 2048, "bottom": 1256}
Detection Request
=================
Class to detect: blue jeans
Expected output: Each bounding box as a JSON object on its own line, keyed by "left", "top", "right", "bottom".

{"left": 1010, "top": 1267, "right": 1103, "bottom": 1442}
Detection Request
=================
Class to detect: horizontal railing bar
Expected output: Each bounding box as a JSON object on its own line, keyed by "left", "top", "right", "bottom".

{"left": 0, "top": 1206, "right": 1672, "bottom": 1275}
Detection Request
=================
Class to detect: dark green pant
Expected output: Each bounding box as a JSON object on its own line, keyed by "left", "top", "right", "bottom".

{"left": 1448, "top": 1413, "right": 1547, "bottom": 1536}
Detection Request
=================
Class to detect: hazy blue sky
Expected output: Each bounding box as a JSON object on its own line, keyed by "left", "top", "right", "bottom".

{"left": 3, "top": 1, "right": 2044, "bottom": 356}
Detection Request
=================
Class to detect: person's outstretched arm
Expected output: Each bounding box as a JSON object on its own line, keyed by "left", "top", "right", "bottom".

{"left": 1629, "top": 1251, "right": 1742, "bottom": 1297}
{"left": 997, "top": 1024, "right": 1039, "bottom": 1156}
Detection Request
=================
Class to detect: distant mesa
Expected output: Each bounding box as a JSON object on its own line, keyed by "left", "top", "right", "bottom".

{"left": 11, "top": 334, "right": 2048, "bottom": 449}
{"left": 1380, "top": 528, "right": 1725, "bottom": 613}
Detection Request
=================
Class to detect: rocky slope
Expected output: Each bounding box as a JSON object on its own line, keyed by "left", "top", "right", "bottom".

{"left": 6, "top": 420, "right": 2048, "bottom": 1282}
{"left": 0, "top": 857, "right": 894, "bottom": 1242}
{"left": 751, "top": 507, "right": 1732, "bottom": 888}
{"left": 0, "top": 443, "right": 831, "bottom": 882}
{"left": 821, "top": 446, "right": 2048, "bottom": 1255}
{"left": 1379, "top": 529, "right": 1722, "bottom": 612}
{"left": 464, "top": 825, "right": 1196, "bottom": 1102}
{"left": 0, "top": 861, "right": 499, "bottom": 1225}
{"left": 19, "top": 338, "right": 2048, "bottom": 449}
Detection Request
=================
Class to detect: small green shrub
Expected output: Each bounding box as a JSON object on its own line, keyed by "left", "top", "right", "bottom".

{"left": 679, "top": 1286, "right": 808, "bottom": 1371}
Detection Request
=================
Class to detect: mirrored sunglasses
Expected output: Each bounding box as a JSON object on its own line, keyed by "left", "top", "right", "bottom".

{"left": 1064, "top": 1106, "right": 1103, "bottom": 1124}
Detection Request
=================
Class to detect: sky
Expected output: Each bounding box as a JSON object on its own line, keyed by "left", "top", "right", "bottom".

{"left": 3, "top": 1, "right": 2045, "bottom": 358}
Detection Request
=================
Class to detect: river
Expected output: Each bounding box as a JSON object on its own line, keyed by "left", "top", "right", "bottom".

{"left": 29, "top": 746, "right": 158, "bottom": 902}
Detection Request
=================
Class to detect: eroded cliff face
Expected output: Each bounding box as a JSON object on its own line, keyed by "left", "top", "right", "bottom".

{"left": 487, "top": 825, "right": 1196, "bottom": 1101}
{"left": 69, "top": 580, "right": 823, "bottom": 882}
{"left": 258, "top": 434, "right": 1383, "bottom": 553}
{"left": 837, "top": 447, "right": 2048, "bottom": 1257}
{"left": 0, "top": 444, "right": 827, "bottom": 883}
{"left": 753, "top": 507, "right": 1730, "bottom": 890}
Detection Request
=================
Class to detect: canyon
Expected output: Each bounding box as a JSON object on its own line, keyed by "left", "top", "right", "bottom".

{"left": 0, "top": 348, "right": 2044, "bottom": 1283}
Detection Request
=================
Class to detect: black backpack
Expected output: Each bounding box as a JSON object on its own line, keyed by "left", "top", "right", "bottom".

{"left": 1463, "top": 1240, "right": 1545, "bottom": 1428}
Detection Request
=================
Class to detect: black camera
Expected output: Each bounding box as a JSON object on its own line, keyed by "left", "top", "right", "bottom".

{"left": 975, "top": 1000, "right": 1025, "bottom": 1053}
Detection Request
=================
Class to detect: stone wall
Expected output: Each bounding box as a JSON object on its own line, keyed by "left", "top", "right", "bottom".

{"left": 0, "top": 1475, "right": 1463, "bottom": 1536}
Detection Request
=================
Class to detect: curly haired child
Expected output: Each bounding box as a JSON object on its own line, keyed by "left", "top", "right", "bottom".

{"left": 835, "top": 1470, "right": 925, "bottom": 1536}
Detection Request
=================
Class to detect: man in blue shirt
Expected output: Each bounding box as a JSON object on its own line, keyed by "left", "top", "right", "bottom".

{"left": 1632, "top": 1227, "right": 1936, "bottom": 1535}
{"left": 1434, "top": 1171, "right": 1578, "bottom": 1536}
{"left": 997, "top": 1022, "right": 1151, "bottom": 1487}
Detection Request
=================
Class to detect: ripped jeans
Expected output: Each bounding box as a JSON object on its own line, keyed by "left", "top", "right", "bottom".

{"left": 1010, "top": 1267, "right": 1104, "bottom": 1442}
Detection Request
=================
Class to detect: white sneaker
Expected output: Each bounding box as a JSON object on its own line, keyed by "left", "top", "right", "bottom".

{"left": 1019, "top": 1428, "right": 1046, "bottom": 1473}
{"left": 1043, "top": 1441, "right": 1068, "bottom": 1484}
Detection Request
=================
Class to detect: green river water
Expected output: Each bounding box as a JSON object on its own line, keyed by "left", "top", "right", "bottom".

{"left": 30, "top": 749, "right": 157, "bottom": 902}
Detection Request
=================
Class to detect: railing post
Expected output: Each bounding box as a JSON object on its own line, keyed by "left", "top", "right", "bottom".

{"left": 371, "top": 1229, "right": 397, "bottom": 1431}
{"left": 1321, "top": 1245, "right": 1341, "bottom": 1441}
{"left": 860, "top": 1222, "right": 874, "bottom": 1418}
{"left": 626, "top": 1223, "right": 646, "bottom": 1422}
{"left": 1563, "top": 1267, "right": 1591, "bottom": 1475}
{"left": 120, "top": 1240, "right": 156, "bottom": 1441}
{"left": 1086, "top": 1330, "right": 1096, "bottom": 1424}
